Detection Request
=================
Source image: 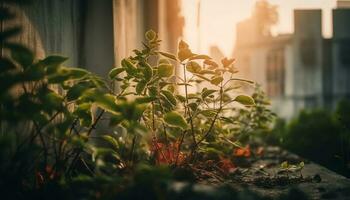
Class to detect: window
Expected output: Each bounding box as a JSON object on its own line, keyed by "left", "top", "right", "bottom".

{"left": 300, "top": 38, "right": 316, "bottom": 66}
{"left": 266, "top": 50, "right": 285, "bottom": 97}
{"left": 339, "top": 40, "right": 350, "bottom": 66}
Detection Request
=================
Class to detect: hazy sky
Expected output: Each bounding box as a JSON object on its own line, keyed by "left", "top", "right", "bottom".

{"left": 181, "top": 0, "right": 337, "bottom": 56}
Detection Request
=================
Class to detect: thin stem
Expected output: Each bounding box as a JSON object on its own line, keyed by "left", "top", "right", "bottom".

{"left": 129, "top": 135, "right": 137, "bottom": 163}
{"left": 182, "top": 63, "right": 197, "bottom": 147}
{"left": 194, "top": 84, "right": 224, "bottom": 149}
{"left": 67, "top": 110, "right": 105, "bottom": 174}
{"left": 175, "top": 130, "right": 186, "bottom": 166}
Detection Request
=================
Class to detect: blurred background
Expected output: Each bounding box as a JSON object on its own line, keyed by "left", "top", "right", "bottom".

{"left": 3, "top": 0, "right": 350, "bottom": 176}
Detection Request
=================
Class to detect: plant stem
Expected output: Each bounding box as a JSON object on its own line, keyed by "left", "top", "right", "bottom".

{"left": 182, "top": 63, "right": 197, "bottom": 147}
{"left": 67, "top": 110, "right": 105, "bottom": 174}
{"left": 129, "top": 135, "right": 137, "bottom": 163}
{"left": 194, "top": 84, "right": 224, "bottom": 149}
{"left": 175, "top": 130, "right": 186, "bottom": 166}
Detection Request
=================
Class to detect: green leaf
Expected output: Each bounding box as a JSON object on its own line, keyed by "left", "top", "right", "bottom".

{"left": 82, "top": 89, "right": 118, "bottom": 113}
{"left": 281, "top": 161, "right": 289, "bottom": 169}
{"left": 178, "top": 48, "right": 193, "bottom": 62}
{"left": 102, "top": 135, "right": 119, "bottom": 150}
{"left": 40, "top": 55, "right": 67, "bottom": 67}
{"left": 148, "top": 86, "right": 158, "bottom": 97}
{"left": 186, "top": 61, "right": 201, "bottom": 73}
{"left": 135, "top": 96, "right": 157, "bottom": 104}
{"left": 198, "top": 69, "right": 216, "bottom": 75}
{"left": 0, "top": 58, "right": 16, "bottom": 73}
{"left": 69, "top": 68, "right": 89, "bottom": 78}
{"left": 141, "top": 62, "right": 153, "bottom": 82}
{"left": 204, "top": 59, "right": 219, "bottom": 69}
{"left": 161, "top": 90, "right": 177, "bottom": 106}
{"left": 67, "top": 82, "right": 91, "bottom": 101}
{"left": 145, "top": 29, "right": 157, "bottom": 41}
{"left": 228, "top": 78, "right": 254, "bottom": 84}
{"left": 108, "top": 68, "right": 124, "bottom": 79}
{"left": 136, "top": 80, "right": 147, "bottom": 94}
{"left": 95, "top": 94, "right": 118, "bottom": 113}
{"left": 159, "top": 58, "right": 171, "bottom": 65}
{"left": 6, "top": 43, "right": 34, "bottom": 68}
{"left": 48, "top": 67, "right": 89, "bottom": 83}
{"left": 189, "top": 54, "right": 211, "bottom": 61}
{"left": 175, "top": 94, "right": 186, "bottom": 103}
{"left": 164, "top": 111, "right": 188, "bottom": 130}
{"left": 158, "top": 51, "right": 178, "bottom": 61}
{"left": 221, "top": 57, "right": 235, "bottom": 68}
{"left": 74, "top": 103, "right": 93, "bottom": 127}
{"left": 234, "top": 95, "right": 255, "bottom": 106}
{"left": 178, "top": 40, "right": 189, "bottom": 50}
{"left": 201, "top": 89, "right": 217, "bottom": 99}
{"left": 188, "top": 102, "right": 198, "bottom": 111}
{"left": 210, "top": 76, "right": 223, "bottom": 85}
{"left": 199, "top": 109, "right": 217, "bottom": 117}
{"left": 121, "top": 59, "right": 137, "bottom": 76}
{"left": 194, "top": 74, "right": 211, "bottom": 82}
{"left": 158, "top": 64, "right": 174, "bottom": 77}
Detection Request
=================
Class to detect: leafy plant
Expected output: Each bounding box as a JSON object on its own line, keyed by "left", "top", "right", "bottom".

{"left": 279, "top": 161, "right": 305, "bottom": 177}
{"left": 105, "top": 29, "right": 256, "bottom": 166}
{"left": 0, "top": 3, "right": 259, "bottom": 197}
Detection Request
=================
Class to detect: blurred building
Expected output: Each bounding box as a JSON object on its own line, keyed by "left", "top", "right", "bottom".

{"left": 2, "top": 0, "right": 184, "bottom": 77}
{"left": 234, "top": 4, "right": 350, "bottom": 119}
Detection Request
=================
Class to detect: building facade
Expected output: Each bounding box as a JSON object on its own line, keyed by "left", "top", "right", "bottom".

{"left": 234, "top": 5, "right": 350, "bottom": 119}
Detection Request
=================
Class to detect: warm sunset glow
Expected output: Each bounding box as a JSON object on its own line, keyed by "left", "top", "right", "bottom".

{"left": 182, "top": 0, "right": 337, "bottom": 56}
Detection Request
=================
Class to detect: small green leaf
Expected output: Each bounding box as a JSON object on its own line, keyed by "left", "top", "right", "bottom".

{"left": 199, "top": 109, "right": 217, "bottom": 117}
{"left": 189, "top": 54, "right": 211, "bottom": 61}
{"left": 48, "top": 67, "right": 88, "bottom": 83}
{"left": 102, "top": 135, "right": 119, "bottom": 149}
{"left": 188, "top": 102, "right": 198, "bottom": 111}
{"left": 148, "top": 86, "right": 158, "bottom": 97}
{"left": 175, "top": 94, "right": 186, "bottom": 103}
{"left": 6, "top": 43, "right": 34, "bottom": 68}
{"left": 221, "top": 57, "right": 235, "bottom": 68}
{"left": 281, "top": 161, "right": 289, "bottom": 169}
{"left": 136, "top": 80, "right": 147, "bottom": 94}
{"left": 145, "top": 29, "right": 157, "bottom": 41}
{"left": 158, "top": 51, "right": 178, "bottom": 61}
{"left": 204, "top": 59, "right": 219, "bottom": 69}
{"left": 161, "top": 90, "right": 177, "bottom": 106}
{"left": 40, "top": 55, "right": 67, "bottom": 66}
{"left": 109, "top": 68, "right": 124, "bottom": 79}
{"left": 234, "top": 95, "right": 255, "bottom": 106}
{"left": 74, "top": 103, "right": 93, "bottom": 127}
{"left": 178, "top": 40, "right": 189, "bottom": 50}
{"left": 158, "top": 64, "right": 174, "bottom": 77}
{"left": 210, "top": 76, "right": 223, "bottom": 85}
{"left": 194, "top": 74, "right": 211, "bottom": 82}
{"left": 141, "top": 62, "right": 153, "bottom": 82}
{"left": 164, "top": 111, "right": 188, "bottom": 130}
{"left": 159, "top": 58, "right": 171, "bottom": 65}
{"left": 178, "top": 48, "right": 193, "bottom": 62}
{"left": 69, "top": 68, "right": 89, "bottom": 79}
{"left": 201, "top": 89, "right": 217, "bottom": 99}
{"left": 186, "top": 61, "right": 201, "bottom": 73}
{"left": 67, "top": 82, "right": 91, "bottom": 101}
{"left": 121, "top": 59, "right": 137, "bottom": 76}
